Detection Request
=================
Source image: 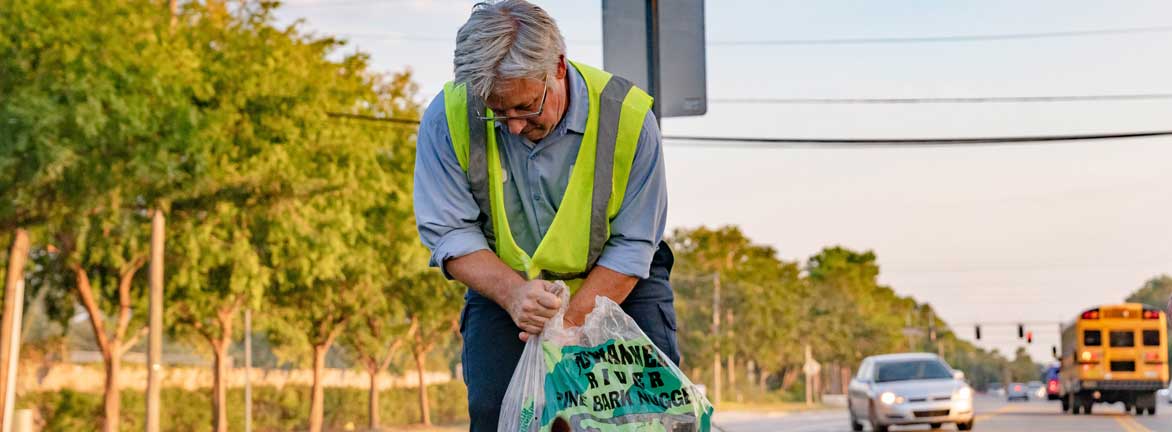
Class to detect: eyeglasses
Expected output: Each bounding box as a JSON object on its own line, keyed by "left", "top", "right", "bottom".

{"left": 476, "top": 80, "right": 548, "bottom": 123}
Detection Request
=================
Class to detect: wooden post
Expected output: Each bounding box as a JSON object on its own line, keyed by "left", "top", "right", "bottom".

{"left": 1, "top": 229, "right": 30, "bottom": 432}
{"left": 711, "top": 272, "right": 721, "bottom": 404}
{"left": 244, "top": 308, "right": 252, "bottom": 432}
{"left": 145, "top": 211, "right": 164, "bottom": 432}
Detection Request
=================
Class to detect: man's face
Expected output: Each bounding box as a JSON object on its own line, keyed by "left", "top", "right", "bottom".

{"left": 486, "top": 61, "right": 567, "bottom": 142}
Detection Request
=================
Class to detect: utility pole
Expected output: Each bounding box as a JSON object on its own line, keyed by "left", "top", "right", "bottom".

{"left": 711, "top": 272, "right": 721, "bottom": 405}
{"left": 726, "top": 309, "right": 735, "bottom": 395}
{"left": 145, "top": 211, "right": 164, "bottom": 432}
{"left": 244, "top": 309, "right": 252, "bottom": 432}
{"left": 802, "top": 345, "right": 821, "bottom": 406}
{"left": 1, "top": 230, "right": 30, "bottom": 432}
{"left": 905, "top": 311, "right": 913, "bottom": 351}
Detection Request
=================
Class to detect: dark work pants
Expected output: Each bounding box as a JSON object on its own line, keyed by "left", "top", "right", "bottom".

{"left": 459, "top": 241, "right": 680, "bottom": 431}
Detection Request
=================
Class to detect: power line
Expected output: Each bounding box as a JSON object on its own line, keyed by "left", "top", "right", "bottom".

{"left": 326, "top": 112, "right": 421, "bottom": 125}
{"left": 279, "top": 0, "right": 415, "bottom": 8}
{"left": 711, "top": 93, "right": 1172, "bottom": 105}
{"left": 324, "top": 112, "right": 1172, "bottom": 147}
{"left": 662, "top": 130, "right": 1172, "bottom": 148}
{"left": 706, "top": 24, "right": 1172, "bottom": 46}
{"left": 318, "top": 24, "right": 1172, "bottom": 46}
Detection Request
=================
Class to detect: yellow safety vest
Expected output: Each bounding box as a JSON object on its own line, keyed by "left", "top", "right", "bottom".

{"left": 442, "top": 60, "right": 652, "bottom": 289}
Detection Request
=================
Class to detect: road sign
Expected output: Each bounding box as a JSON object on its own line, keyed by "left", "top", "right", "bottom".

{"left": 602, "top": 0, "right": 707, "bottom": 118}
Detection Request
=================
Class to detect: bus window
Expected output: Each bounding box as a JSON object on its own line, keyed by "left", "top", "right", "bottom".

{"left": 1084, "top": 330, "right": 1101, "bottom": 346}
{"left": 1142, "top": 330, "right": 1161, "bottom": 346}
{"left": 1110, "top": 331, "right": 1135, "bottom": 348}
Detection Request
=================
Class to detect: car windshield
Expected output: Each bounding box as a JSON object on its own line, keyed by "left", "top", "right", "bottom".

{"left": 875, "top": 360, "right": 954, "bottom": 383}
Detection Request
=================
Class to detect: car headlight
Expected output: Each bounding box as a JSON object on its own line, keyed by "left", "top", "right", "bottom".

{"left": 956, "top": 387, "right": 973, "bottom": 400}
{"left": 880, "top": 392, "right": 898, "bottom": 405}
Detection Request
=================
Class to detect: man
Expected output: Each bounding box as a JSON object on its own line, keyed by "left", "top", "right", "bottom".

{"left": 413, "top": 0, "right": 677, "bottom": 429}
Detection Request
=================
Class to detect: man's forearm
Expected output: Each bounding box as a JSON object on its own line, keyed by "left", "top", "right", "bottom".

{"left": 564, "top": 265, "right": 639, "bottom": 326}
{"left": 446, "top": 250, "right": 526, "bottom": 308}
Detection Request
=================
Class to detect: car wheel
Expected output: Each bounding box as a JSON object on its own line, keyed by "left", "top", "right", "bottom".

{"left": 929, "top": 422, "right": 942, "bottom": 429}
{"left": 869, "top": 402, "right": 888, "bottom": 432}
{"left": 848, "top": 405, "right": 863, "bottom": 432}
{"left": 1135, "top": 405, "right": 1143, "bottom": 415}
{"left": 957, "top": 419, "right": 975, "bottom": 431}
{"left": 1148, "top": 406, "right": 1156, "bottom": 416}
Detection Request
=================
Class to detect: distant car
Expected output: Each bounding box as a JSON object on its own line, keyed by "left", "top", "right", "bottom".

{"left": 986, "top": 382, "right": 1005, "bottom": 397}
{"left": 847, "top": 353, "right": 975, "bottom": 432}
{"left": 1007, "top": 382, "right": 1030, "bottom": 401}
{"left": 1027, "top": 381, "right": 1045, "bottom": 399}
{"left": 1159, "top": 386, "right": 1170, "bottom": 404}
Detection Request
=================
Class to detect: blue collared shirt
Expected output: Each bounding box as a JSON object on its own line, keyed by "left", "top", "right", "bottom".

{"left": 413, "top": 65, "right": 667, "bottom": 279}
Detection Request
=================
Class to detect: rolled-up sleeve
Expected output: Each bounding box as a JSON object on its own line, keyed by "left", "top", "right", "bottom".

{"left": 595, "top": 111, "right": 668, "bottom": 279}
{"left": 414, "top": 91, "right": 490, "bottom": 276}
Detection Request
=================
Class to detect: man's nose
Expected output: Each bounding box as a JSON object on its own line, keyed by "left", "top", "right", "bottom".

{"left": 507, "top": 118, "right": 527, "bottom": 135}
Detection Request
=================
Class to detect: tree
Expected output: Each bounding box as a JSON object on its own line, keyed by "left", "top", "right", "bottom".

{"left": 805, "top": 247, "right": 907, "bottom": 364}
{"left": 1, "top": 1, "right": 202, "bottom": 429}
{"left": 338, "top": 288, "right": 416, "bottom": 431}
{"left": 1007, "top": 347, "right": 1041, "bottom": 382}
{"left": 1126, "top": 275, "right": 1172, "bottom": 376}
{"left": 726, "top": 251, "right": 806, "bottom": 391}
{"left": 1126, "top": 275, "right": 1172, "bottom": 310}
{"left": 668, "top": 226, "right": 783, "bottom": 401}
{"left": 401, "top": 271, "right": 463, "bottom": 426}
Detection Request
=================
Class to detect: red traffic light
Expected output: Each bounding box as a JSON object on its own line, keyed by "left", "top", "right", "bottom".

{"left": 1026, "top": 331, "right": 1033, "bottom": 343}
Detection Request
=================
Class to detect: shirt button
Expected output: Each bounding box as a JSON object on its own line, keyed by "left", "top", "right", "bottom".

{"left": 533, "top": 194, "right": 541, "bottom": 201}
{"left": 528, "top": 154, "right": 537, "bottom": 161}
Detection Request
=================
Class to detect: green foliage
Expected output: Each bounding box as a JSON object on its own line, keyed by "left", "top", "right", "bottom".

{"left": 2, "top": 0, "right": 431, "bottom": 428}
{"left": 17, "top": 382, "right": 469, "bottom": 431}
{"left": 1125, "top": 275, "right": 1172, "bottom": 376}
{"left": 668, "top": 225, "right": 1029, "bottom": 399}
{"left": 1126, "top": 275, "right": 1172, "bottom": 310}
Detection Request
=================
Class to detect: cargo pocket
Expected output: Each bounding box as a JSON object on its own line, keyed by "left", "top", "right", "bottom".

{"left": 657, "top": 303, "right": 681, "bottom": 365}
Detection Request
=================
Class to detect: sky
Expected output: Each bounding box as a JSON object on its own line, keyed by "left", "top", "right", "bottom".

{"left": 275, "top": 0, "right": 1172, "bottom": 362}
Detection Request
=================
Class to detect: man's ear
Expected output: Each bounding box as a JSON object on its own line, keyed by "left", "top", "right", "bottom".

{"left": 555, "top": 55, "right": 567, "bottom": 80}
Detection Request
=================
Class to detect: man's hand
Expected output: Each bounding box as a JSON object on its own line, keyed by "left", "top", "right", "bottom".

{"left": 506, "top": 279, "right": 562, "bottom": 341}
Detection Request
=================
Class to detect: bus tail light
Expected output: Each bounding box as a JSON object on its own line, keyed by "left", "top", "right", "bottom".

{"left": 1079, "top": 351, "right": 1101, "bottom": 363}
{"left": 1142, "top": 310, "right": 1161, "bottom": 320}
{"left": 1081, "top": 309, "right": 1100, "bottom": 320}
{"left": 1144, "top": 352, "right": 1163, "bottom": 364}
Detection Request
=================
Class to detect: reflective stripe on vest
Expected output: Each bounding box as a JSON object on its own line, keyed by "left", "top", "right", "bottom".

{"left": 442, "top": 61, "right": 652, "bottom": 284}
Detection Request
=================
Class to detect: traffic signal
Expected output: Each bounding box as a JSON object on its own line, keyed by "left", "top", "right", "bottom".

{"left": 975, "top": 325, "right": 981, "bottom": 340}
{"left": 1018, "top": 324, "right": 1024, "bottom": 339}
{"left": 1026, "top": 331, "right": 1033, "bottom": 344}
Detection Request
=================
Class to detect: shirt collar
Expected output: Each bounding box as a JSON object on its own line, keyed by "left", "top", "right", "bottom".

{"left": 561, "top": 64, "right": 588, "bottom": 134}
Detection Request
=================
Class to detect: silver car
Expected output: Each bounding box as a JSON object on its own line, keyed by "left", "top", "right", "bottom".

{"left": 848, "top": 353, "right": 976, "bottom": 431}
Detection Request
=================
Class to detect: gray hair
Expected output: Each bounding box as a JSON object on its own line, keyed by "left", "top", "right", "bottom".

{"left": 453, "top": 0, "right": 566, "bottom": 100}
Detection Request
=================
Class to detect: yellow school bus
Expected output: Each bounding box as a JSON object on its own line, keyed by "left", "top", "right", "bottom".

{"left": 1059, "top": 303, "right": 1168, "bottom": 415}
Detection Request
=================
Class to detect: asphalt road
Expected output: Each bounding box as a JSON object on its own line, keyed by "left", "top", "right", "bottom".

{"left": 713, "top": 395, "right": 1172, "bottom": 432}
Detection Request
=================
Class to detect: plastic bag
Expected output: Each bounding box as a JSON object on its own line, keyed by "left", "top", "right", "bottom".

{"left": 499, "top": 281, "right": 713, "bottom": 431}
